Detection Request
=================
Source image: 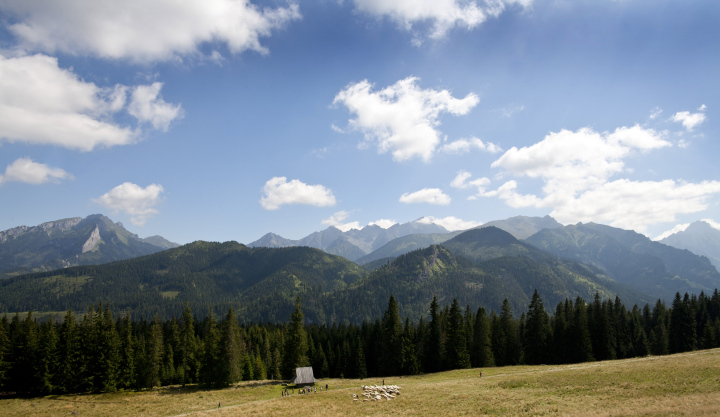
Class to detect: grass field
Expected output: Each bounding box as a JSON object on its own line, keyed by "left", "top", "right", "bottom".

{"left": 2, "top": 348, "right": 720, "bottom": 416}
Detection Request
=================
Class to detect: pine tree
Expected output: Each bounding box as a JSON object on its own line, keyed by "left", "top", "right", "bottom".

{"left": 471, "top": 307, "right": 494, "bottom": 367}
{"left": 499, "top": 299, "right": 521, "bottom": 366}
{"left": 179, "top": 302, "right": 199, "bottom": 386}
{"left": 282, "top": 297, "right": 309, "bottom": 379}
{"left": 354, "top": 336, "right": 367, "bottom": 379}
{"left": 56, "top": 310, "right": 81, "bottom": 393}
{"left": 147, "top": 315, "right": 164, "bottom": 388}
{"left": 445, "top": 299, "right": 471, "bottom": 369}
{"left": 524, "top": 290, "right": 551, "bottom": 365}
{"left": 669, "top": 293, "right": 697, "bottom": 353}
{"left": 0, "top": 317, "right": 9, "bottom": 390}
{"left": 200, "top": 311, "right": 221, "bottom": 386}
{"left": 569, "top": 298, "right": 594, "bottom": 363}
{"left": 424, "top": 296, "right": 444, "bottom": 373}
{"left": 35, "top": 318, "right": 58, "bottom": 394}
{"left": 118, "top": 314, "right": 135, "bottom": 389}
{"left": 380, "top": 295, "right": 403, "bottom": 376}
{"left": 220, "top": 308, "right": 243, "bottom": 385}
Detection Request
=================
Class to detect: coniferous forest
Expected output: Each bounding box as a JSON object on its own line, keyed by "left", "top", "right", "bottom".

{"left": 1, "top": 290, "right": 720, "bottom": 396}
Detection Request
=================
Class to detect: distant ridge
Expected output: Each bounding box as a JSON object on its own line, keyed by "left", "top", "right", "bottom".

{"left": 357, "top": 215, "right": 562, "bottom": 266}
{"left": 248, "top": 219, "right": 449, "bottom": 261}
{"left": 660, "top": 221, "right": 720, "bottom": 270}
{"left": 0, "top": 214, "right": 179, "bottom": 277}
{"left": 526, "top": 222, "right": 720, "bottom": 300}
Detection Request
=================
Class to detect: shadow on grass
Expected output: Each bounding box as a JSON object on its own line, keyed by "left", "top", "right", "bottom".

{"left": 157, "top": 380, "right": 286, "bottom": 396}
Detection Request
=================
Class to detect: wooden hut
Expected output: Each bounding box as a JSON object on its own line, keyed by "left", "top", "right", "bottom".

{"left": 290, "top": 366, "right": 317, "bottom": 386}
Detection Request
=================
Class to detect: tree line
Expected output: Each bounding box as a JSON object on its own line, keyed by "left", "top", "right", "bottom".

{"left": 1, "top": 289, "right": 719, "bottom": 396}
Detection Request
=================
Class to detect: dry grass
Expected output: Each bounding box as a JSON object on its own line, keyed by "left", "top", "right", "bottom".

{"left": 3, "top": 349, "right": 720, "bottom": 417}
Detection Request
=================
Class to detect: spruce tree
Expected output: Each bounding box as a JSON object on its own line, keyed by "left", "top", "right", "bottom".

{"left": 669, "top": 293, "right": 697, "bottom": 353}
{"left": 471, "top": 307, "right": 494, "bottom": 367}
{"left": 282, "top": 297, "right": 309, "bottom": 379}
{"left": 524, "top": 290, "right": 551, "bottom": 365}
{"left": 179, "top": 302, "right": 199, "bottom": 386}
{"left": 569, "top": 298, "right": 594, "bottom": 363}
{"left": 424, "top": 296, "right": 444, "bottom": 373}
{"left": 147, "top": 315, "right": 164, "bottom": 388}
{"left": 499, "top": 299, "right": 521, "bottom": 366}
{"left": 445, "top": 299, "right": 471, "bottom": 370}
{"left": 0, "top": 317, "right": 9, "bottom": 390}
{"left": 380, "top": 295, "right": 403, "bottom": 376}
{"left": 118, "top": 314, "right": 135, "bottom": 389}
{"left": 35, "top": 318, "right": 58, "bottom": 394}
{"left": 200, "top": 311, "right": 221, "bottom": 386}
{"left": 56, "top": 310, "right": 81, "bottom": 393}
{"left": 220, "top": 308, "right": 243, "bottom": 385}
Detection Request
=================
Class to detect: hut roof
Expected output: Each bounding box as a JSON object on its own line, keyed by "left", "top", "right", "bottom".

{"left": 290, "top": 366, "right": 317, "bottom": 385}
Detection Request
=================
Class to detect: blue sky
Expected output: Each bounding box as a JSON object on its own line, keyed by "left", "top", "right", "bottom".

{"left": 0, "top": 0, "right": 718, "bottom": 245}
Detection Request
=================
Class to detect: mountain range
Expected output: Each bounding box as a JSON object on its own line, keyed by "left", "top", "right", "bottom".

{"left": 248, "top": 219, "right": 449, "bottom": 261}
{"left": 0, "top": 214, "right": 179, "bottom": 278}
{"left": 2, "top": 213, "right": 720, "bottom": 323}
{"left": 660, "top": 221, "right": 720, "bottom": 270}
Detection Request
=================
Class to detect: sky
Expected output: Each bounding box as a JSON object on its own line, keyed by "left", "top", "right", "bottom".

{"left": 0, "top": 0, "right": 719, "bottom": 245}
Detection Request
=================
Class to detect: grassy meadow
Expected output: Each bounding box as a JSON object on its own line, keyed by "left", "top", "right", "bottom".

{"left": 2, "top": 348, "right": 720, "bottom": 417}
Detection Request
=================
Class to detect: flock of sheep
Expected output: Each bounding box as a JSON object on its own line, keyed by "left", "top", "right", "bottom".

{"left": 352, "top": 385, "right": 401, "bottom": 402}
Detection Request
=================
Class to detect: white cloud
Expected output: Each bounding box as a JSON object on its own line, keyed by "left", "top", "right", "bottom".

{"left": 649, "top": 106, "right": 663, "bottom": 120}
{"left": 482, "top": 124, "right": 720, "bottom": 233}
{"left": 450, "top": 170, "right": 490, "bottom": 189}
{"left": 321, "top": 210, "right": 361, "bottom": 232}
{"left": 701, "top": 218, "right": 720, "bottom": 230}
{"left": 0, "top": 53, "right": 181, "bottom": 151}
{"left": 1, "top": 0, "right": 301, "bottom": 63}
{"left": 495, "top": 104, "right": 525, "bottom": 118}
{"left": 440, "top": 137, "right": 502, "bottom": 154}
{"left": 399, "top": 188, "right": 451, "bottom": 205}
{"left": 0, "top": 157, "right": 73, "bottom": 184}
{"left": 333, "top": 77, "right": 479, "bottom": 162}
{"left": 351, "top": 0, "right": 532, "bottom": 40}
{"left": 368, "top": 219, "right": 397, "bottom": 229}
{"left": 654, "top": 223, "right": 690, "bottom": 241}
{"left": 94, "top": 182, "right": 164, "bottom": 226}
{"left": 260, "top": 176, "right": 336, "bottom": 210}
{"left": 672, "top": 108, "right": 707, "bottom": 131}
{"left": 127, "top": 83, "right": 183, "bottom": 131}
{"left": 417, "top": 215, "right": 481, "bottom": 231}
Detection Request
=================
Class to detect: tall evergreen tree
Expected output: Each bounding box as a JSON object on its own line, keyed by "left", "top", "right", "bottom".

{"left": 445, "top": 299, "right": 471, "bottom": 369}
{"left": 669, "top": 293, "right": 697, "bottom": 353}
{"left": 200, "top": 311, "right": 221, "bottom": 386}
{"left": 282, "top": 297, "right": 309, "bottom": 379}
{"left": 424, "top": 296, "right": 444, "bottom": 373}
{"left": 471, "top": 307, "right": 494, "bottom": 367}
{"left": 179, "top": 302, "right": 199, "bottom": 386}
{"left": 380, "top": 295, "right": 403, "bottom": 376}
{"left": 524, "top": 290, "right": 551, "bottom": 365}
{"left": 147, "top": 315, "right": 164, "bottom": 388}
{"left": 569, "top": 298, "right": 594, "bottom": 363}
{"left": 117, "top": 314, "right": 135, "bottom": 389}
{"left": 219, "top": 308, "right": 243, "bottom": 385}
{"left": 56, "top": 310, "right": 81, "bottom": 393}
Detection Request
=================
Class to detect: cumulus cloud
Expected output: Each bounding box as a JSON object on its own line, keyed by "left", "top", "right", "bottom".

{"left": 672, "top": 107, "right": 707, "bottom": 131}
{"left": 417, "top": 215, "right": 481, "bottom": 231}
{"left": 440, "top": 137, "right": 502, "bottom": 154}
{"left": 450, "top": 170, "right": 490, "bottom": 190}
{"left": 94, "top": 182, "right": 164, "bottom": 226}
{"left": 0, "top": 54, "right": 181, "bottom": 151}
{"left": 0, "top": 157, "right": 73, "bottom": 184}
{"left": 1, "top": 0, "right": 301, "bottom": 63}
{"left": 351, "top": 0, "right": 532, "bottom": 40}
{"left": 127, "top": 83, "right": 183, "bottom": 131}
{"left": 333, "top": 77, "right": 479, "bottom": 162}
{"left": 654, "top": 223, "right": 691, "bottom": 241}
{"left": 399, "top": 188, "right": 451, "bottom": 205}
{"left": 368, "top": 219, "right": 398, "bottom": 229}
{"left": 260, "top": 176, "right": 336, "bottom": 210}
{"left": 321, "top": 210, "right": 361, "bottom": 232}
{"left": 482, "top": 124, "right": 720, "bottom": 233}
